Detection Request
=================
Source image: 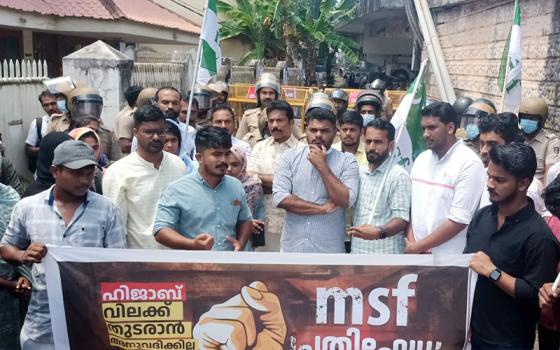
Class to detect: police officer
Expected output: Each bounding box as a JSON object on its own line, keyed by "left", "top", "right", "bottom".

{"left": 452, "top": 96, "right": 474, "bottom": 116}
{"left": 236, "top": 73, "right": 301, "bottom": 147}
{"left": 330, "top": 89, "right": 349, "bottom": 120}
{"left": 459, "top": 98, "right": 497, "bottom": 155}
{"left": 192, "top": 85, "right": 213, "bottom": 127}
{"left": 519, "top": 97, "right": 560, "bottom": 184}
{"left": 207, "top": 81, "right": 229, "bottom": 107}
{"left": 370, "top": 79, "right": 393, "bottom": 119}
{"left": 355, "top": 90, "right": 384, "bottom": 126}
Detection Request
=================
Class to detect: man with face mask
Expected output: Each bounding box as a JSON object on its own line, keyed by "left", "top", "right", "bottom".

{"left": 459, "top": 98, "right": 497, "bottom": 155}
{"left": 518, "top": 97, "right": 560, "bottom": 184}
{"left": 355, "top": 90, "right": 384, "bottom": 126}
{"left": 236, "top": 73, "right": 302, "bottom": 147}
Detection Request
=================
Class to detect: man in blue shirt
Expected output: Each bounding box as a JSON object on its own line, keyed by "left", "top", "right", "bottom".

{"left": 154, "top": 127, "right": 253, "bottom": 251}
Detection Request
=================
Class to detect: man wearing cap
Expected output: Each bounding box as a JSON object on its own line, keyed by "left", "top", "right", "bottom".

{"left": 236, "top": 73, "right": 302, "bottom": 147}
{"left": 208, "top": 81, "right": 229, "bottom": 107}
{"left": 0, "top": 140, "right": 126, "bottom": 350}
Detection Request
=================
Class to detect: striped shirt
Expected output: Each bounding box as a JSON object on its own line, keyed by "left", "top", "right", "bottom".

{"left": 351, "top": 158, "right": 411, "bottom": 254}
{"left": 273, "top": 146, "right": 359, "bottom": 253}
{"left": 0, "top": 187, "right": 126, "bottom": 343}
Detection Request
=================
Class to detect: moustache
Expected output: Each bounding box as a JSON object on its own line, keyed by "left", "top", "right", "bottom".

{"left": 271, "top": 128, "right": 282, "bottom": 133}
{"left": 216, "top": 163, "right": 228, "bottom": 169}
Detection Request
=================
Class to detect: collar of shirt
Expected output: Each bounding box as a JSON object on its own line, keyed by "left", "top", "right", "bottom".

{"left": 530, "top": 130, "right": 546, "bottom": 144}
{"left": 432, "top": 138, "right": 463, "bottom": 162}
{"left": 133, "top": 151, "right": 167, "bottom": 171}
{"left": 194, "top": 170, "right": 226, "bottom": 190}
{"left": 268, "top": 134, "right": 300, "bottom": 148}
{"left": 488, "top": 198, "right": 535, "bottom": 227}
{"left": 45, "top": 185, "right": 91, "bottom": 207}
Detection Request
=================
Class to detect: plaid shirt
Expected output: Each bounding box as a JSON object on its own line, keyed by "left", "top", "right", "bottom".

{"left": 351, "top": 158, "right": 411, "bottom": 254}
{"left": 0, "top": 187, "right": 126, "bottom": 343}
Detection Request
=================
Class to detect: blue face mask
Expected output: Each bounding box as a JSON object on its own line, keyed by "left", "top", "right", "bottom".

{"left": 466, "top": 124, "right": 480, "bottom": 140}
{"left": 56, "top": 100, "right": 67, "bottom": 113}
{"left": 362, "top": 114, "right": 376, "bottom": 127}
{"left": 519, "top": 118, "right": 539, "bottom": 134}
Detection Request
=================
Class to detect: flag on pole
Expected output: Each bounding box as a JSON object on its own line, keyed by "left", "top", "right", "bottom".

{"left": 197, "top": 0, "right": 221, "bottom": 85}
{"left": 498, "top": 0, "right": 522, "bottom": 112}
{"left": 390, "top": 60, "right": 427, "bottom": 172}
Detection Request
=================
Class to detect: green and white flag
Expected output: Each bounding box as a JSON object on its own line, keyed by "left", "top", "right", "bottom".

{"left": 390, "top": 60, "right": 427, "bottom": 172}
{"left": 197, "top": 0, "right": 221, "bottom": 85}
{"left": 498, "top": 0, "right": 522, "bottom": 112}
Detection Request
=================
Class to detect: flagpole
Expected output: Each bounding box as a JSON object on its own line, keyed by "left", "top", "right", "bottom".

{"left": 499, "top": 0, "right": 517, "bottom": 113}
{"left": 185, "top": 0, "right": 209, "bottom": 129}
{"left": 366, "top": 60, "right": 428, "bottom": 226}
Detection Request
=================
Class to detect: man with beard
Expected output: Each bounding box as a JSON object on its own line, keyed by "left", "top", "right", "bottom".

{"left": 465, "top": 143, "right": 559, "bottom": 350}
{"left": 332, "top": 111, "right": 367, "bottom": 167}
{"left": 406, "top": 102, "right": 484, "bottom": 254}
{"left": 349, "top": 119, "right": 411, "bottom": 254}
{"left": 103, "top": 105, "right": 187, "bottom": 249}
{"left": 154, "top": 127, "right": 253, "bottom": 251}
{"left": 478, "top": 113, "right": 546, "bottom": 215}
{"left": 1, "top": 140, "right": 126, "bottom": 350}
{"left": 247, "top": 101, "right": 305, "bottom": 252}
{"left": 273, "top": 108, "right": 359, "bottom": 253}
{"left": 236, "top": 73, "right": 302, "bottom": 147}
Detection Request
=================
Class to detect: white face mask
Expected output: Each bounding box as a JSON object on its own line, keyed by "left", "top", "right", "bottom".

{"left": 361, "top": 113, "right": 376, "bottom": 127}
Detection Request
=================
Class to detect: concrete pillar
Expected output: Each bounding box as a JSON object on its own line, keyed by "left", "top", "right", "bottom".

{"left": 62, "top": 40, "right": 133, "bottom": 131}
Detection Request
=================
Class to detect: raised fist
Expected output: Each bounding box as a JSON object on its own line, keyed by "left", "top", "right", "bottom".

{"left": 193, "top": 281, "right": 287, "bottom": 349}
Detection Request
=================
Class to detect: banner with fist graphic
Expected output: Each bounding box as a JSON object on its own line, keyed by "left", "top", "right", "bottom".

{"left": 44, "top": 247, "right": 476, "bottom": 350}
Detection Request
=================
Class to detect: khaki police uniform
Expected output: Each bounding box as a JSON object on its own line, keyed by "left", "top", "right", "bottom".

{"left": 527, "top": 130, "right": 560, "bottom": 182}
{"left": 236, "top": 107, "right": 303, "bottom": 147}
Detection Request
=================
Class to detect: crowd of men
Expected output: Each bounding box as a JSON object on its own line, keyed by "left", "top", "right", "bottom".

{"left": 0, "top": 71, "right": 559, "bottom": 350}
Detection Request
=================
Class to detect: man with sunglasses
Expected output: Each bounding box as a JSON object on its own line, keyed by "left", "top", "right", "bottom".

{"left": 103, "top": 105, "right": 187, "bottom": 249}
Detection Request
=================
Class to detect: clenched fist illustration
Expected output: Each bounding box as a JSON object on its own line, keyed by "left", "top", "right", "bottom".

{"left": 193, "top": 281, "right": 287, "bottom": 350}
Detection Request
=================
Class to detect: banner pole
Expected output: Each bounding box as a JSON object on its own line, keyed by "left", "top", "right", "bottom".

{"left": 185, "top": 0, "right": 209, "bottom": 129}
{"left": 499, "top": 0, "right": 517, "bottom": 113}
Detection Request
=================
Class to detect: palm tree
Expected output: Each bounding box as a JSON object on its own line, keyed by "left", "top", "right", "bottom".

{"left": 217, "top": 0, "right": 284, "bottom": 64}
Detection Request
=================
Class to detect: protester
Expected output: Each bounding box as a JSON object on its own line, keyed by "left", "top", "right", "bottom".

{"left": 116, "top": 85, "right": 142, "bottom": 155}
{"left": 355, "top": 90, "right": 384, "bottom": 124}
{"left": 103, "top": 105, "right": 187, "bottom": 249}
{"left": 332, "top": 111, "right": 367, "bottom": 167}
{"left": 68, "top": 127, "right": 104, "bottom": 194}
{"left": 227, "top": 146, "right": 265, "bottom": 250}
{"left": 0, "top": 154, "right": 23, "bottom": 195}
{"left": 23, "top": 132, "right": 72, "bottom": 198}
{"left": 350, "top": 119, "right": 411, "bottom": 254}
{"left": 211, "top": 104, "right": 252, "bottom": 158}
{"left": 478, "top": 113, "right": 547, "bottom": 215}
{"left": 406, "top": 102, "right": 484, "bottom": 254}
{"left": 465, "top": 143, "right": 559, "bottom": 350}
{"left": 180, "top": 97, "right": 199, "bottom": 128}
{"left": 0, "top": 184, "right": 29, "bottom": 350}
{"left": 0, "top": 140, "right": 126, "bottom": 350}
{"left": 247, "top": 101, "right": 305, "bottom": 251}
{"left": 273, "top": 107, "right": 359, "bottom": 253}
{"left": 25, "top": 90, "right": 61, "bottom": 172}
{"left": 519, "top": 97, "right": 560, "bottom": 184}
{"left": 163, "top": 119, "right": 197, "bottom": 173}
{"left": 237, "top": 73, "right": 302, "bottom": 146}
{"left": 154, "top": 127, "right": 253, "bottom": 251}
{"left": 539, "top": 176, "right": 560, "bottom": 350}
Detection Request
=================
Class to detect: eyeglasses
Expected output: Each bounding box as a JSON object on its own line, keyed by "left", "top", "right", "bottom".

{"left": 140, "top": 129, "right": 167, "bottom": 137}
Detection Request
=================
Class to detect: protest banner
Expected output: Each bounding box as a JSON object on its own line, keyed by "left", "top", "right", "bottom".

{"left": 44, "top": 247, "right": 476, "bottom": 350}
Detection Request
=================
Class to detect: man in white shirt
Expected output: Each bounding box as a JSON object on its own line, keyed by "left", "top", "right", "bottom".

{"left": 103, "top": 105, "right": 187, "bottom": 249}
{"left": 406, "top": 101, "right": 485, "bottom": 254}
{"left": 211, "top": 104, "right": 252, "bottom": 159}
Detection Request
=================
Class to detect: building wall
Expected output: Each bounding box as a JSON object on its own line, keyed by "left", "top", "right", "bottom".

{"left": 425, "top": 0, "right": 560, "bottom": 129}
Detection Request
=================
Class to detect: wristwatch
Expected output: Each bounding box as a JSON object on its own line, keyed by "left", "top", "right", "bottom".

{"left": 377, "top": 227, "right": 387, "bottom": 240}
{"left": 489, "top": 268, "right": 502, "bottom": 281}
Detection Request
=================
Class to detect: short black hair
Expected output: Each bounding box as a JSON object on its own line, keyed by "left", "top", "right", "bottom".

{"left": 365, "top": 118, "right": 395, "bottom": 141}
{"left": 421, "top": 101, "right": 458, "bottom": 129}
{"left": 306, "top": 108, "right": 337, "bottom": 127}
{"left": 339, "top": 111, "right": 363, "bottom": 129}
{"left": 479, "top": 113, "right": 522, "bottom": 143}
{"left": 195, "top": 126, "right": 232, "bottom": 153}
{"left": 133, "top": 105, "right": 166, "bottom": 128}
{"left": 38, "top": 90, "right": 56, "bottom": 104}
{"left": 155, "top": 86, "right": 180, "bottom": 102}
{"left": 266, "top": 100, "right": 294, "bottom": 121}
{"left": 165, "top": 119, "right": 182, "bottom": 148}
{"left": 210, "top": 104, "right": 235, "bottom": 122}
{"left": 125, "top": 86, "right": 143, "bottom": 107}
{"left": 544, "top": 176, "right": 560, "bottom": 217}
{"left": 489, "top": 143, "right": 537, "bottom": 181}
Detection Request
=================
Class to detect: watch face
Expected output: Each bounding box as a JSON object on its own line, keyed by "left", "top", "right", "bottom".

{"left": 490, "top": 269, "right": 501, "bottom": 281}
